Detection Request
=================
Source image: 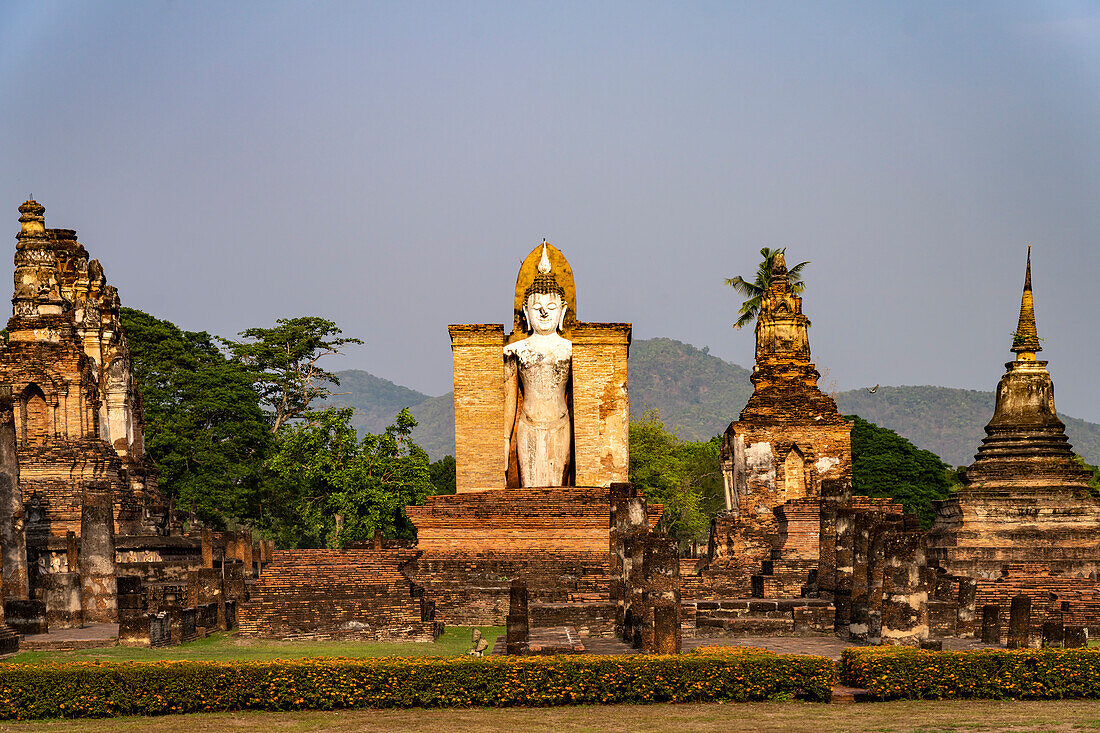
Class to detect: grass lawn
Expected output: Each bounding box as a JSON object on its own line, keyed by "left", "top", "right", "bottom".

{"left": 2, "top": 700, "right": 1100, "bottom": 733}
{"left": 1, "top": 626, "right": 502, "bottom": 664}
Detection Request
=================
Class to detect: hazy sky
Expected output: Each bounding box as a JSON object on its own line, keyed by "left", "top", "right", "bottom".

{"left": 2, "top": 2, "right": 1099, "bottom": 421}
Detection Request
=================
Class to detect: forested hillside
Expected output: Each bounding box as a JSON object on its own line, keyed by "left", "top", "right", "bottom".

{"left": 331, "top": 338, "right": 1100, "bottom": 466}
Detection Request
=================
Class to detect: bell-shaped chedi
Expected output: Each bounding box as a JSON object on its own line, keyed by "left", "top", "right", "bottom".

{"left": 962, "top": 247, "right": 1092, "bottom": 494}
{"left": 927, "top": 248, "right": 1100, "bottom": 587}
{"left": 737, "top": 252, "right": 846, "bottom": 427}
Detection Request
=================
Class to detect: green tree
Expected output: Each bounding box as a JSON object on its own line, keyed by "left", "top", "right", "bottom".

{"left": 1073, "top": 455, "right": 1100, "bottom": 496}
{"left": 628, "top": 411, "right": 720, "bottom": 547}
{"left": 120, "top": 308, "right": 273, "bottom": 526}
{"left": 429, "top": 455, "right": 456, "bottom": 495}
{"left": 222, "top": 317, "right": 362, "bottom": 432}
{"left": 848, "top": 415, "right": 953, "bottom": 528}
{"left": 724, "top": 247, "right": 810, "bottom": 329}
{"left": 265, "top": 407, "right": 432, "bottom": 548}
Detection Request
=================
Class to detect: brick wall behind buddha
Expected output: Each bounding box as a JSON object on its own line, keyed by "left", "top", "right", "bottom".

{"left": 571, "top": 323, "right": 630, "bottom": 487}
{"left": 449, "top": 325, "right": 506, "bottom": 494}
{"left": 237, "top": 549, "right": 437, "bottom": 641}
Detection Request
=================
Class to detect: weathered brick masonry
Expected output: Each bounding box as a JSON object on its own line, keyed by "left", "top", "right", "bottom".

{"left": 701, "top": 253, "right": 852, "bottom": 602}
{"left": 923, "top": 250, "right": 1100, "bottom": 642}
{"left": 408, "top": 485, "right": 659, "bottom": 625}
{"left": 238, "top": 549, "right": 441, "bottom": 641}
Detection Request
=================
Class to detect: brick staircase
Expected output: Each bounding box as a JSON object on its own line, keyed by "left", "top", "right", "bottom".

{"left": 686, "top": 598, "right": 835, "bottom": 637}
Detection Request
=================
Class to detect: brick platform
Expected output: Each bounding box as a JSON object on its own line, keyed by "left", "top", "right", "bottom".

{"left": 238, "top": 549, "right": 440, "bottom": 641}
{"left": 409, "top": 485, "right": 659, "bottom": 626}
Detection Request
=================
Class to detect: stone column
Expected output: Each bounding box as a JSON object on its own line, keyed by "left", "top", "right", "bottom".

{"left": 848, "top": 513, "right": 872, "bottom": 641}
{"left": 981, "top": 604, "right": 1000, "bottom": 644}
{"left": 236, "top": 528, "right": 253, "bottom": 571}
{"left": 260, "top": 539, "right": 274, "bottom": 573}
{"left": 505, "top": 579, "right": 529, "bottom": 655}
{"left": 833, "top": 509, "right": 854, "bottom": 633}
{"left": 1042, "top": 620, "right": 1064, "bottom": 648}
{"left": 816, "top": 478, "right": 849, "bottom": 596}
{"left": 880, "top": 531, "right": 928, "bottom": 646}
{"left": 646, "top": 535, "right": 681, "bottom": 655}
{"left": 612, "top": 493, "right": 648, "bottom": 639}
{"left": 1064, "top": 625, "right": 1087, "bottom": 649}
{"left": 201, "top": 527, "right": 213, "bottom": 569}
{"left": 0, "top": 387, "right": 27, "bottom": 600}
{"left": 955, "top": 579, "right": 977, "bottom": 638}
{"left": 79, "top": 487, "right": 117, "bottom": 623}
{"left": 66, "top": 531, "right": 78, "bottom": 572}
{"left": 653, "top": 606, "right": 680, "bottom": 655}
{"left": 1007, "top": 595, "right": 1031, "bottom": 649}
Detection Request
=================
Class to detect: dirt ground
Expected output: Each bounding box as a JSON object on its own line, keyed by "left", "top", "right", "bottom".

{"left": 3, "top": 700, "right": 1100, "bottom": 733}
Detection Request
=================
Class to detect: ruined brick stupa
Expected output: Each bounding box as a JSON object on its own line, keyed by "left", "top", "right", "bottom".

{"left": 704, "top": 252, "right": 853, "bottom": 599}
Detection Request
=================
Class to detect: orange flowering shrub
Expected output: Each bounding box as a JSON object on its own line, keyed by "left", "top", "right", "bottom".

{"left": 842, "top": 647, "right": 1100, "bottom": 700}
{"left": 0, "top": 651, "right": 834, "bottom": 719}
{"left": 689, "top": 646, "right": 775, "bottom": 655}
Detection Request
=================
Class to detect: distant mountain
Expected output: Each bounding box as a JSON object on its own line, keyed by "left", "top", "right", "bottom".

{"left": 326, "top": 370, "right": 432, "bottom": 435}
{"left": 330, "top": 338, "right": 1100, "bottom": 467}
{"left": 835, "top": 386, "right": 1100, "bottom": 468}
{"left": 627, "top": 338, "right": 754, "bottom": 441}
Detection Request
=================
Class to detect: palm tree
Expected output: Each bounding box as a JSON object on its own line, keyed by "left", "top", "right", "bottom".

{"left": 724, "top": 247, "right": 809, "bottom": 329}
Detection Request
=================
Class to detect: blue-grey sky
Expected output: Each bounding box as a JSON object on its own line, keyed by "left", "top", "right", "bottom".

{"left": 2, "top": 2, "right": 1099, "bottom": 421}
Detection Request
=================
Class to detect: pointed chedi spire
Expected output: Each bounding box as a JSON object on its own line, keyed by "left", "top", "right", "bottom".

{"left": 1011, "top": 246, "right": 1041, "bottom": 360}
{"left": 963, "top": 247, "right": 1092, "bottom": 493}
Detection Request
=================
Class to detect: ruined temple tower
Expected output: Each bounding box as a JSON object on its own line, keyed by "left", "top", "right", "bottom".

{"left": 0, "top": 201, "right": 168, "bottom": 625}
{"left": 928, "top": 249, "right": 1100, "bottom": 580}
{"left": 703, "top": 252, "right": 853, "bottom": 598}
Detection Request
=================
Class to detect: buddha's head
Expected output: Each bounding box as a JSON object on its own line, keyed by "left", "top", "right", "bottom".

{"left": 523, "top": 244, "right": 567, "bottom": 335}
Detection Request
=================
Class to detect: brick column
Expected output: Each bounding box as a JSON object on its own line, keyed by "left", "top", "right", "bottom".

{"left": 449, "top": 325, "right": 506, "bottom": 493}
{"left": 505, "top": 579, "right": 529, "bottom": 655}
{"left": 571, "top": 323, "right": 630, "bottom": 487}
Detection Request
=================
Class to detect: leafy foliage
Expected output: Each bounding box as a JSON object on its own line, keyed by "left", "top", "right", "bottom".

{"left": 264, "top": 407, "right": 432, "bottom": 548}
{"left": 848, "top": 415, "right": 953, "bottom": 528}
{"left": 629, "top": 411, "right": 722, "bottom": 546}
{"left": 222, "top": 317, "right": 362, "bottom": 432}
{"left": 428, "top": 455, "right": 456, "bottom": 496}
{"left": 843, "top": 646, "right": 1100, "bottom": 700}
{"left": 1074, "top": 455, "right": 1100, "bottom": 496}
{"left": 119, "top": 308, "right": 272, "bottom": 526}
{"left": 724, "top": 247, "right": 810, "bottom": 329}
{"left": 0, "top": 651, "right": 834, "bottom": 719}
{"left": 123, "top": 309, "right": 429, "bottom": 547}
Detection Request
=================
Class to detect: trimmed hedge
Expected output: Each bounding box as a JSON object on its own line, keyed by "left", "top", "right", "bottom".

{"left": 0, "top": 651, "right": 835, "bottom": 719}
{"left": 843, "top": 647, "right": 1100, "bottom": 700}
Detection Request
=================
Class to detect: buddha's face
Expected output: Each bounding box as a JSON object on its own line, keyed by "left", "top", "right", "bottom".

{"left": 525, "top": 292, "right": 566, "bottom": 335}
